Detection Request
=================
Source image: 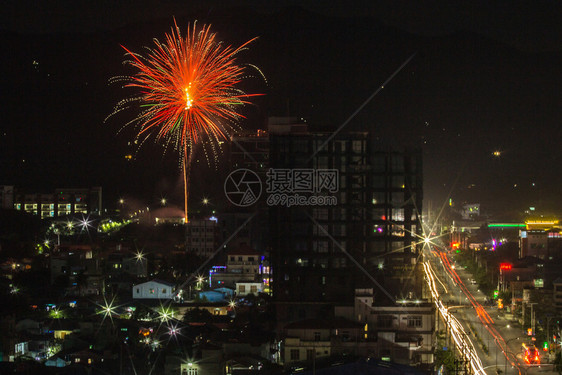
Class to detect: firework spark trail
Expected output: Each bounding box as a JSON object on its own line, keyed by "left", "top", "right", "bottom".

{"left": 108, "top": 20, "right": 262, "bottom": 221}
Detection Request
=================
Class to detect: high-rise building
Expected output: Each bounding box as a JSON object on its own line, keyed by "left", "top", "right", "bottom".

{"left": 229, "top": 128, "right": 269, "bottom": 177}
{"left": 269, "top": 122, "right": 423, "bottom": 324}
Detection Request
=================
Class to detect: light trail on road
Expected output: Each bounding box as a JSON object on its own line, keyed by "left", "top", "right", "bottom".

{"left": 424, "top": 261, "right": 486, "bottom": 374}
{"left": 432, "top": 248, "right": 523, "bottom": 375}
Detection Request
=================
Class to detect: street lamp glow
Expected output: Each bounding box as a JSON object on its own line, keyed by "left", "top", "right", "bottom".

{"left": 97, "top": 296, "right": 118, "bottom": 323}
{"left": 157, "top": 306, "right": 175, "bottom": 322}
{"left": 135, "top": 250, "right": 145, "bottom": 261}
{"left": 228, "top": 300, "right": 237, "bottom": 309}
{"left": 161, "top": 198, "right": 167, "bottom": 205}
{"left": 202, "top": 198, "right": 209, "bottom": 205}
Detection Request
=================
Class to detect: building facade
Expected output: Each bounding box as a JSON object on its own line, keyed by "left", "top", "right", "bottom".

{"left": 12, "top": 187, "right": 102, "bottom": 218}
{"left": 133, "top": 279, "right": 175, "bottom": 299}
{"left": 209, "top": 243, "right": 263, "bottom": 289}
{"left": 334, "top": 288, "right": 435, "bottom": 367}
{"left": 186, "top": 218, "right": 219, "bottom": 258}
{"left": 269, "top": 122, "right": 423, "bottom": 324}
{"left": 0, "top": 185, "right": 14, "bottom": 209}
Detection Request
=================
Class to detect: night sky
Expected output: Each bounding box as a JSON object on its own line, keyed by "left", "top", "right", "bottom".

{"left": 2, "top": 1, "right": 562, "bottom": 216}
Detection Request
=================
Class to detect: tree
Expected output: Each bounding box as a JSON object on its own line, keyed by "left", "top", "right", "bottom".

{"left": 183, "top": 308, "right": 213, "bottom": 323}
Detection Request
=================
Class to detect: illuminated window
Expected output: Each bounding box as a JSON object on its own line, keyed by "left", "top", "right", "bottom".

{"left": 352, "top": 140, "right": 363, "bottom": 152}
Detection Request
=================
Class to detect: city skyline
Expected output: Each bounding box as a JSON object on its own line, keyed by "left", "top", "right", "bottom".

{"left": 2, "top": 2, "right": 562, "bottom": 215}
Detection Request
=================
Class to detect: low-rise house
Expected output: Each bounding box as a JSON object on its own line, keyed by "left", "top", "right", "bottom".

{"left": 198, "top": 288, "right": 235, "bottom": 303}
{"left": 281, "top": 318, "right": 366, "bottom": 368}
{"left": 235, "top": 282, "right": 264, "bottom": 296}
{"left": 45, "top": 356, "right": 68, "bottom": 367}
{"left": 165, "top": 342, "right": 224, "bottom": 375}
{"left": 210, "top": 244, "right": 262, "bottom": 288}
{"left": 335, "top": 288, "right": 435, "bottom": 368}
{"left": 65, "top": 348, "right": 105, "bottom": 366}
{"left": 133, "top": 279, "right": 175, "bottom": 299}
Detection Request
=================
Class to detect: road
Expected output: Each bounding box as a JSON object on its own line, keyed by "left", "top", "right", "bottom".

{"left": 424, "top": 246, "right": 557, "bottom": 375}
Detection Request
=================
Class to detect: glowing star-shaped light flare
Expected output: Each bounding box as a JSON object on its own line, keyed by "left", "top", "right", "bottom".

{"left": 135, "top": 250, "right": 146, "bottom": 261}
{"left": 157, "top": 306, "right": 175, "bottom": 323}
{"left": 79, "top": 215, "right": 93, "bottom": 231}
{"left": 97, "top": 297, "right": 118, "bottom": 323}
{"left": 228, "top": 300, "right": 237, "bottom": 309}
{"left": 50, "top": 307, "right": 63, "bottom": 319}
{"left": 168, "top": 323, "right": 180, "bottom": 337}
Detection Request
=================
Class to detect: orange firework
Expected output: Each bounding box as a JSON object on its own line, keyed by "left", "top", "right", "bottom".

{"left": 109, "top": 20, "right": 262, "bottom": 222}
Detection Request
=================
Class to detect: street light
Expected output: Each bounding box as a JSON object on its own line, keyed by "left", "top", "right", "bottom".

{"left": 503, "top": 337, "right": 521, "bottom": 374}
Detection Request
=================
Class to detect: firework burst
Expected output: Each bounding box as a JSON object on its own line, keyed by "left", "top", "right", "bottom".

{"left": 108, "top": 20, "right": 263, "bottom": 221}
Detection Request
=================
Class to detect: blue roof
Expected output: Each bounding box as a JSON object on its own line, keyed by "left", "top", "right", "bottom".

{"left": 214, "top": 287, "right": 234, "bottom": 295}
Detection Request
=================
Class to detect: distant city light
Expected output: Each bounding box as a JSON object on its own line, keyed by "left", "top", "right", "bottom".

{"left": 493, "top": 150, "right": 501, "bottom": 157}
